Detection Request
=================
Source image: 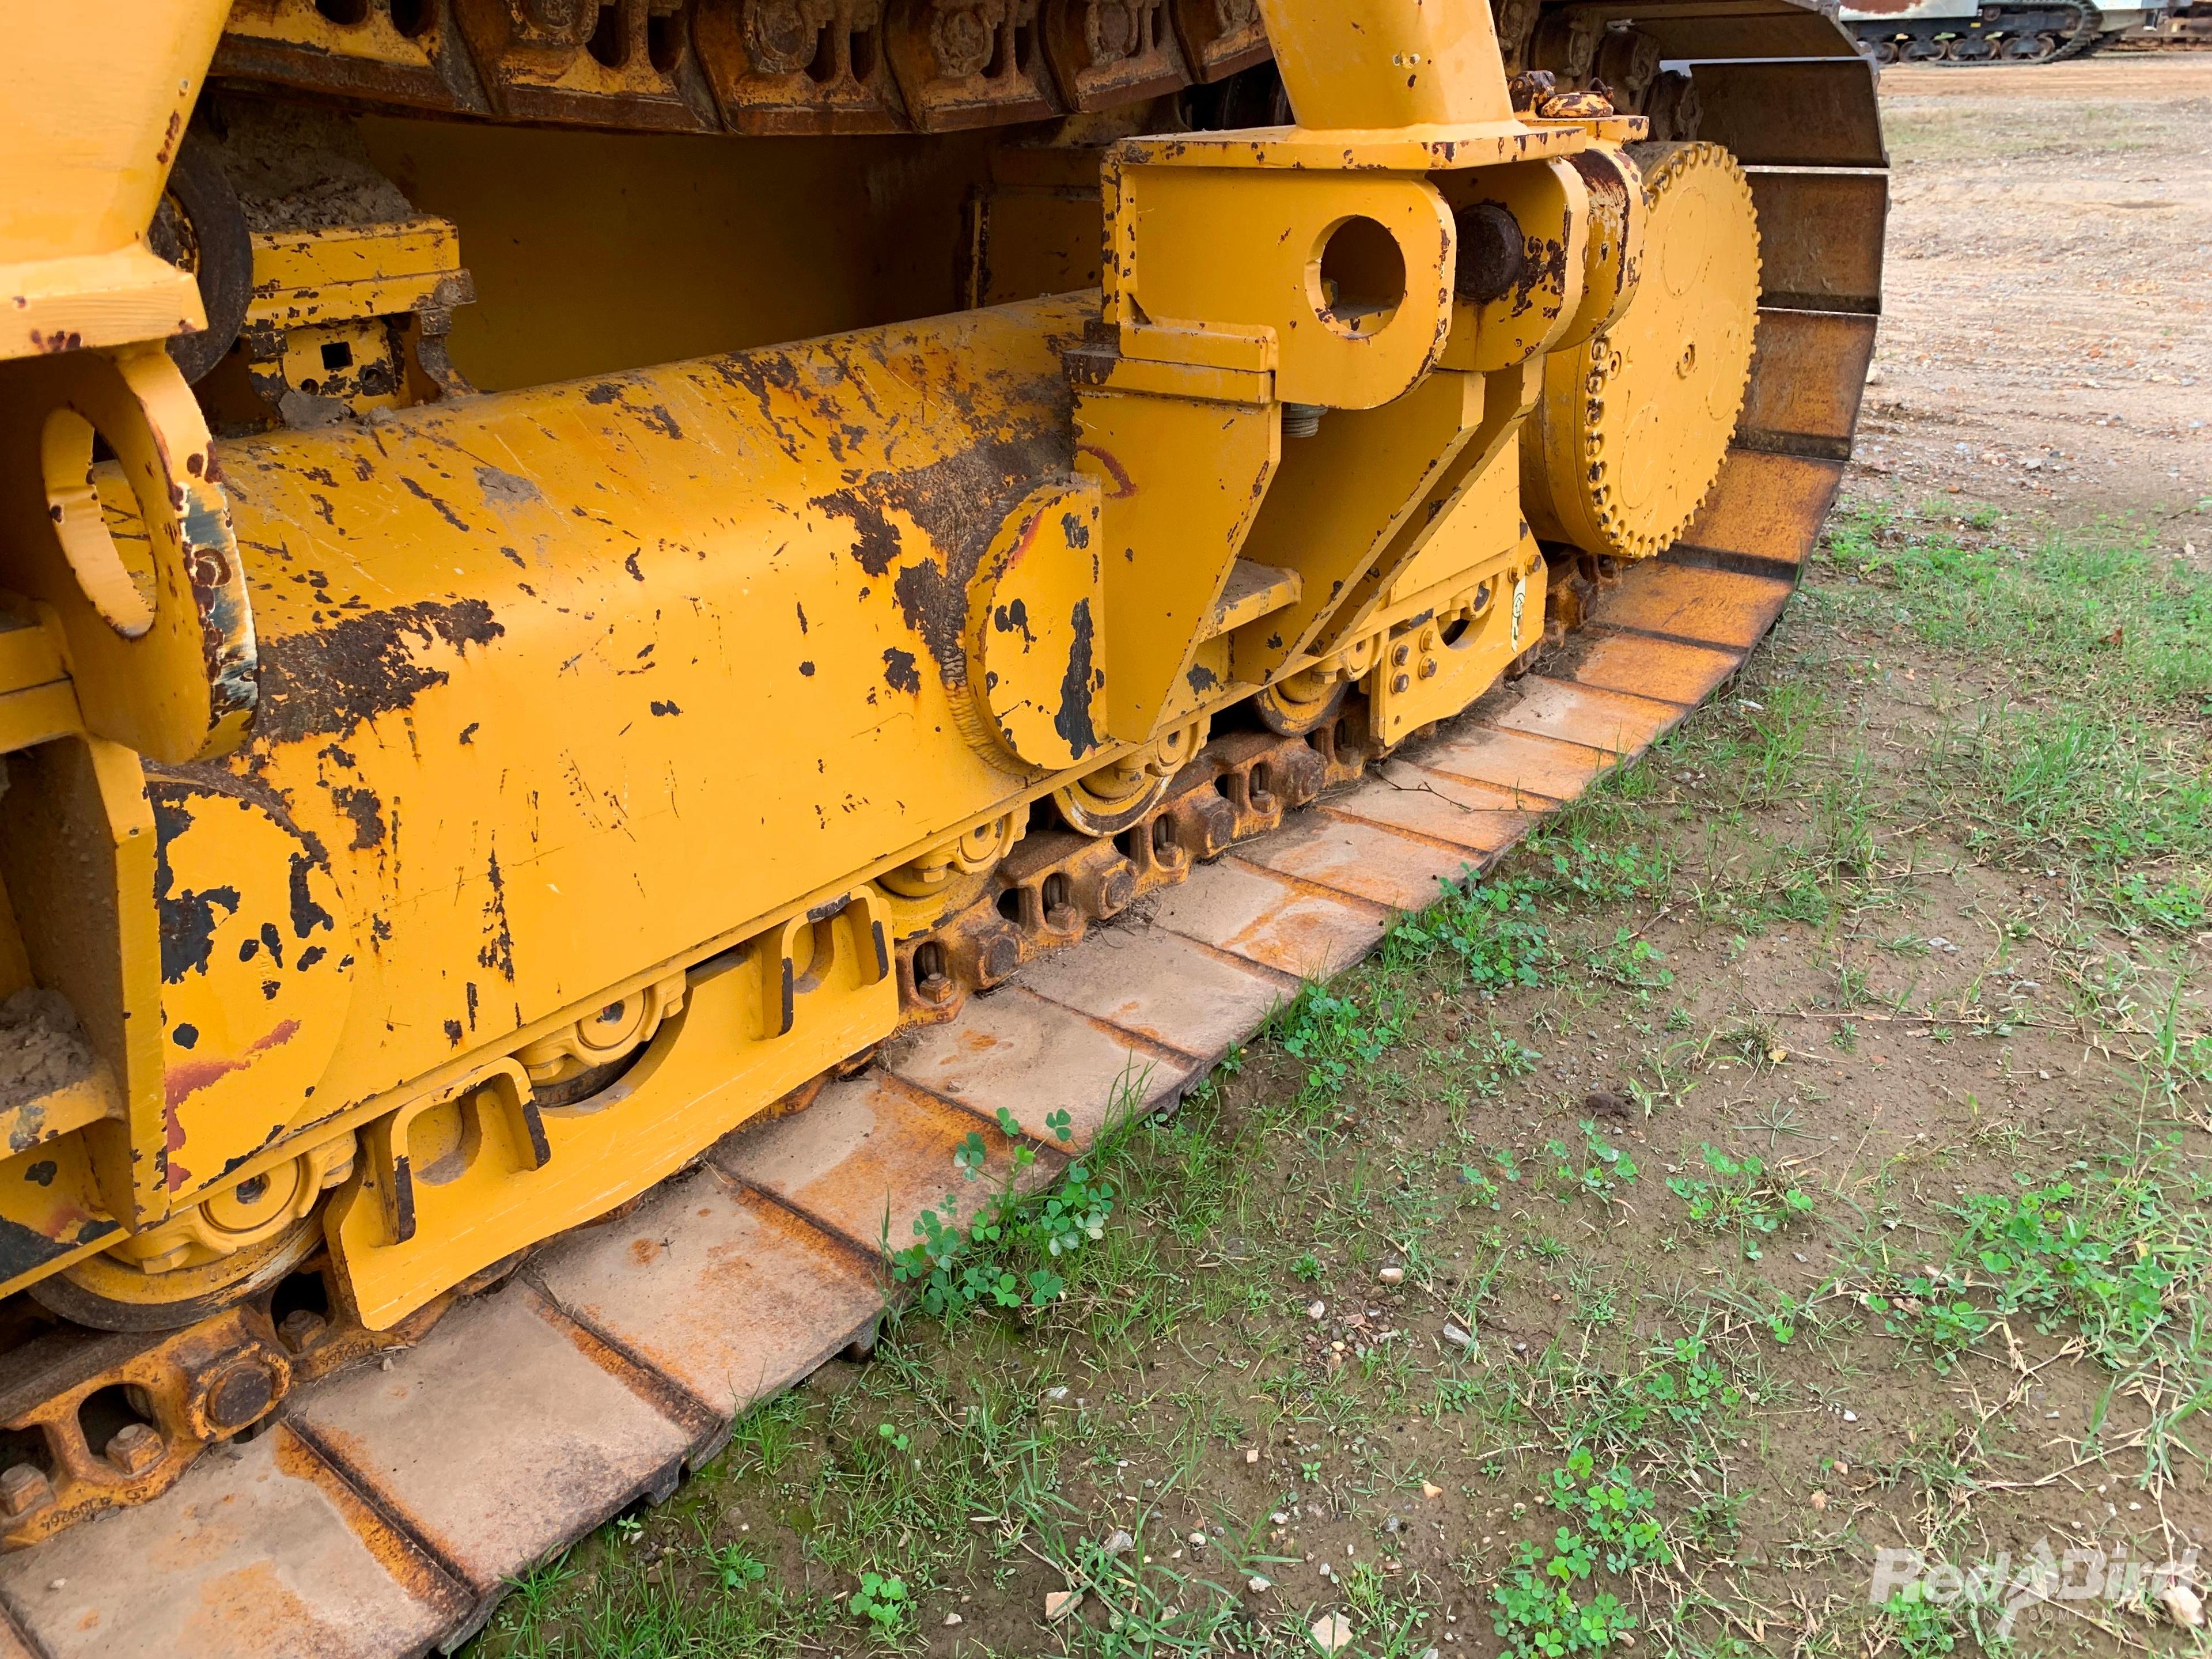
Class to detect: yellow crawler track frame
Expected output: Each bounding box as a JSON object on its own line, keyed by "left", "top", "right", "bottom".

{"left": 0, "top": 1, "right": 1883, "bottom": 1647}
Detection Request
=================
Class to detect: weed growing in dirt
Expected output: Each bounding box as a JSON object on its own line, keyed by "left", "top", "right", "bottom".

{"left": 891, "top": 1107, "right": 1108, "bottom": 1316}
{"left": 1868, "top": 1578, "right": 2017, "bottom": 1659}
{"left": 1392, "top": 879, "right": 1556, "bottom": 990}
{"left": 704, "top": 1540, "right": 768, "bottom": 1590}
{"left": 1490, "top": 1450, "right": 1669, "bottom": 1658}
{"left": 1956, "top": 1168, "right": 2189, "bottom": 1358}
{"left": 487, "top": 1541, "right": 841, "bottom": 1657}
{"left": 1544, "top": 1121, "right": 1638, "bottom": 1202}
{"left": 1666, "top": 1145, "right": 1814, "bottom": 1259}
{"left": 848, "top": 1569, "right": 910, "bottom": 1634}
{"left": 1864, "top": 1146, "right": 2212, "bottom": 1370}
{"left": 1459, "top": 1151, "right": 1521, "bottom": 1211}
{"left": 1387, "top": 832, "right": 1673, "bottom": 997}
{"left": 1277, "top": 983, "right": 1407, "bottom": 1104}
{"left": 1942, "top": 706, "right": 2212, "bottom": 929}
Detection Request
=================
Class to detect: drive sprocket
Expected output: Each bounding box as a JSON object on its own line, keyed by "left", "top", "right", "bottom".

{"left": 1521, "top": 141, "right": 1763, "bottom": 562}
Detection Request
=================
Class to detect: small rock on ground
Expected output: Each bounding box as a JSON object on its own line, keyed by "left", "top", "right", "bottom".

{"left": 1312, "top": 1611, "right": 1354, "bottom": 1653}
{"left": 2158, "top": 1582, "right": 2204, "bottom": 1629}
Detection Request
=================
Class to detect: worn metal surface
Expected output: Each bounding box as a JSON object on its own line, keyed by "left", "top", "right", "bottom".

{"left": 0, "top": 1420, "right": 472, "bottom": 1658}
{"left": 1740, "top": 312, "right": 1882, "bottom": 461}
{"left": 1587, "top": 559, "right": 1802, "bottom": 650}
{"left": 1748, "top": 169, "right": 1889, "bottom": 314}
{"left": 0, "top": 0, "right": 1886, "bottom": 1616}
{"left": 1012, "top": 926, "right": 1294, "bottom": 1064}
{"left": 1487, "top": 677, "right": 1683, "bottom": 756}
{"left": 531, "top": 1168, "right": 884, "bottom": 1415}
{"left": 1327, "top": 762, "right": 1550, "bottom": 855}
{"left": 285, "top": 1283, "right": 713, "bottom": 1631}
{"left": 717, "top": 1073, "right": 1046, "bottom": 1248}
{"left": 0, "top": 518, "right": 1839, "bottom": 1655}
{"left": 1676, "top": 449, "right": 1852, "bottom": 573}
{"left": 1691, "top": 58, "right": 1888, "bottom": 169}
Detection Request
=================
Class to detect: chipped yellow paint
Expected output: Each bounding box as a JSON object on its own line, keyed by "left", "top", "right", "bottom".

{"left": 330, "top": 896, "right": 895, "bottom": 1327}
{"left": 244, "top": 218, "right": 469, "bottom": 332}
{"left": 0, "top": 0, "right": 1753, "bottom": 1343}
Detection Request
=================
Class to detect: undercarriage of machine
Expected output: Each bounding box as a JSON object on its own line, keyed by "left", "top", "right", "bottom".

{"left": 1842, "top": 0, "right": 2179, "bottom": 60}
{"left": 2150, "top": 0, "right": 2212, "bottom": 42}
{"left": 0, "top": 0, "right": 1883, "bottom": 1648}
{"left": 1847, "top": 0, "right": 2113, "bottom": 61}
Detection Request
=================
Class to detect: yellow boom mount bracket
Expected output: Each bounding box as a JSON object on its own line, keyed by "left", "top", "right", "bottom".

{"left": 1040, "top": 0, "right": 1641, "bottom": 752}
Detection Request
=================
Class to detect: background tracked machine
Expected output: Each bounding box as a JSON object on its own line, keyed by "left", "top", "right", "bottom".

{"left": 1840, "top": 0, "right": 2171, "bottom": 62}
{"left": 0, "top": 1, "right": 1884, "bottom": 1651}
{"left": 2150, "top": 0, "right": 2212, "bottom": 42}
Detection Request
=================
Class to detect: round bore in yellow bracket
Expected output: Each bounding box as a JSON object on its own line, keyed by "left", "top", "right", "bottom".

{"left": 969, "top": 478, "right": 1107, "bottom": 771}
{"left": 0, "top": 343, "right": 257, "bottom": 763}
{"left": 1521, "top": 141, "right": 1760, "bottom": 563}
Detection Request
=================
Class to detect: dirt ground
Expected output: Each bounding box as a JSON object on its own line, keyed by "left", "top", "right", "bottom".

{"left": 467, "top": 59, "right": 2212, "bottom": 1659}
{"left": 1859, "top": 59, "right": 2212, "bottom": 550}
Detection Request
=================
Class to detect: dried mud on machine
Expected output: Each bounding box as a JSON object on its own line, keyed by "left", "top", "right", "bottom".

{"left": 0, "top": 1, "right": 1884, "bottom": 1651}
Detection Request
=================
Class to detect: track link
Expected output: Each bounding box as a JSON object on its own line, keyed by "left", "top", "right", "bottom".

{"left": 0, "top": 451, "right": 1857, "bottom": 1655}
{"left": 0, "top": 20, "right": 1885, "bottom": 1658}
{"left": 1861, "top": 0, "right": 2107, "bottom": 63}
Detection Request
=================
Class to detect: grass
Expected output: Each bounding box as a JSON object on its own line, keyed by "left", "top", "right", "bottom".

{"left": 1666, "top": 1145, "right": 1816, "bottom": 1259}
{"left": 1823, "top": 507, "right": 2212, "bottom": 712}
{"left": 1875, "top": 100, "right": 2171, "bottom": 167}
{"left": 467, "top": 506, "right": 2212, "bottom": 1659}
{"left": 1860, "top": 1143, "right": 2212, "bottom": 1372}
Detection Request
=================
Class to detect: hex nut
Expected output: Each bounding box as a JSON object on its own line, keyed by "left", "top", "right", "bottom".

{"left": 1097, "top": 866, "right": 1136, "bottom": 915}
{"left": 105, "top": 1422, "right": 164, "bottom": 1478}
{"left": 0, "top": 1463, "right": 53, "bottom": 1519}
